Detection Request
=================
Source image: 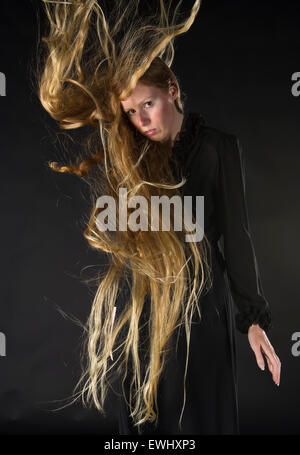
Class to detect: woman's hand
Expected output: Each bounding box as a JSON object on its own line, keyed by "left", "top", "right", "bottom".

{"left": 248, "top": 323, "right": 281, "bottom": 386}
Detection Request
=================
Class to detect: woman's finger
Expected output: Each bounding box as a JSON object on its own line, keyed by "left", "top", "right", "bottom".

{"left": 261, "top": 344, "right": 281, "bottom": 385}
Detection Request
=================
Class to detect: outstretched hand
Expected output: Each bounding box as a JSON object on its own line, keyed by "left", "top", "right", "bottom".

{"left": 248, "top": 323, "right": 281, "bottom": 386}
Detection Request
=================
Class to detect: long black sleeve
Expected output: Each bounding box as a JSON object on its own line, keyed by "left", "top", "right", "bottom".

{"left": 215, "top": 132, "right": 273, "bottom": 334}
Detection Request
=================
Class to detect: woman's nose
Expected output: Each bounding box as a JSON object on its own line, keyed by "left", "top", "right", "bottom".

{"left": 139, "top": 113, "right": 150, "bottom": 126}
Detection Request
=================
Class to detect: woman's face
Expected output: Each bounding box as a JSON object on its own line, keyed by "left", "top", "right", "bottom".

{"left": 120, "top": 81, "right": 181, "bottom": 143}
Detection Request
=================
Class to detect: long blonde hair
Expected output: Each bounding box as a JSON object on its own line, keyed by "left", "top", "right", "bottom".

{"left": 36, "top": 0, "right": 212, "bottom": 431}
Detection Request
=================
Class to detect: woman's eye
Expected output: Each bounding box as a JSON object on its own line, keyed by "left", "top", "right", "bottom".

{"left": 127, "top": 101, "right": 152, "bottom": 116}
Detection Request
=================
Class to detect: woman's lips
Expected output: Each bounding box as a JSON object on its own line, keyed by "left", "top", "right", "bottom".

{"left": 145, "top": 129, "right": 157, "bottom": 136}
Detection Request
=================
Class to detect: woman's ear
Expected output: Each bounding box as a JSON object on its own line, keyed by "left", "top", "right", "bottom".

{"left": 168, "top": 80, "right": 178, "bottom": 99}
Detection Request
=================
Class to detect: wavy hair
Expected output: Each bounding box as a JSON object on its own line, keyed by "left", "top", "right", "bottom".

{"left": 36, "top": 0, "right": 212, "bottom": 431}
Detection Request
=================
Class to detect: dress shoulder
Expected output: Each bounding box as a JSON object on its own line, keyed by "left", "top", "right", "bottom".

{"left": 181, "top": 119, "right": 224, "bottom": 173}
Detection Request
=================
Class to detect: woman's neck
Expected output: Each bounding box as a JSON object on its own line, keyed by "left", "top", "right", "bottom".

{"left": 171, "top": 112, "right": 185, "bottom": 147}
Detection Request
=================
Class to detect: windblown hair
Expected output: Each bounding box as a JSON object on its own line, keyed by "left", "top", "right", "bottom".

{"left": 36, "top": 0, "right": 212, "bottom": 431}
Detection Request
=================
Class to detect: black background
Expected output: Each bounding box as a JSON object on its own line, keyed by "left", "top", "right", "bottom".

{"left": 0, "top": 0, "right": 299, "bottom": 435}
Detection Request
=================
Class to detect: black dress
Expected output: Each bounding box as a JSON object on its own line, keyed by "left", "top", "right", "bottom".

{"left": 112, "top": 112, "right": 273, "bottom": 435}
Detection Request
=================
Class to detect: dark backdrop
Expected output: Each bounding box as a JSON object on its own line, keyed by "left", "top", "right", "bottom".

{"left": 0, "top": 0, "right": 299, "bottom": 435}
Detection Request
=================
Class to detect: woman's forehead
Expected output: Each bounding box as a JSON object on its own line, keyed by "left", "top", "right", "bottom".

{"left": 121, "top": 83, "right": 158, "bottom": 108}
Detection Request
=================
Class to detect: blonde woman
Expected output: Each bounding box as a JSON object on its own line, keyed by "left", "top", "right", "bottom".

{"left": 36, "top": 0, "right": 281, "bottom": 435}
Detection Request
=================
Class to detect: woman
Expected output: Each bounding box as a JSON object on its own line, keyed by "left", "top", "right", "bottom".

{"left": 36, "top": 0, "right": 281, "bottom": 435}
